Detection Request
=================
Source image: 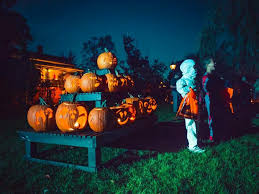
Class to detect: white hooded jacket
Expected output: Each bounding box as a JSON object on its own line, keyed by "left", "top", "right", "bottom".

{"left": 176, "top": 59, "right": 197, "bottom": 98}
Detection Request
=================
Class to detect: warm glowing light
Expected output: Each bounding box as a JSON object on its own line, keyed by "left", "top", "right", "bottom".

{"left": 74, "top": 122, "right": 79, "bottom": 128}
{"left": 170, "top": 64, "right": 176, "bottom": 70}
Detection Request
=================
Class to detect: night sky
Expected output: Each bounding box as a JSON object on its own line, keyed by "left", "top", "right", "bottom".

{"left": 13, "top": 0, "right": 209, "bottom": 68}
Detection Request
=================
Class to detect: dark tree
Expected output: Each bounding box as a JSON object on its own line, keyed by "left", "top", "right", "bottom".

{"left": 0, "top": 0, "right": 39, "bottom": 117}
{"left": 198, "top": 0, "right": 257, "bottom": 77}
{"left": 80, "top": 35, "right": 116, "bottom": 71}
{"left": 123, "top": 35, "right": 166, "bottom": 98}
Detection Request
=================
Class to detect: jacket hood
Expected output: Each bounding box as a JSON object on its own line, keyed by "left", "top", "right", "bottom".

{"left": 180, "top": 59, "right": 196, "bottom": 78}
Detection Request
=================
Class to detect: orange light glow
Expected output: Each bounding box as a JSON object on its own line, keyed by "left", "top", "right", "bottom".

{"left": 170, "top": 64, "right": 176, "bottom": 70}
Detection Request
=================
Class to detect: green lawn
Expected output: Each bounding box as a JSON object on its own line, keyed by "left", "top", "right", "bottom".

{"left": 0, "top": 104, "right": 258, "bottom": 193}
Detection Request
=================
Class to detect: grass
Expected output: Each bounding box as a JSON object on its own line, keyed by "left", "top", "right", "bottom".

{"left": 0, "top": 103, "right": 258, "bottom": 193}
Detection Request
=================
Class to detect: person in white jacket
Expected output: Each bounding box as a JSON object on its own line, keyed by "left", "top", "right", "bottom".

{"left": 176, "top": 59, "right": 205, "bottom": 153}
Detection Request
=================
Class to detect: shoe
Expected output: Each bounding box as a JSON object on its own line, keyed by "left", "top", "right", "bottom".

{"left": 188, "top": 146, "right": 205, "bottom": 153}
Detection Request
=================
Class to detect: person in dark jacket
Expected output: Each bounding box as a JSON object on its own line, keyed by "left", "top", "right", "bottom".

{"left": 202, "top": 58, "right": 231, "bottom": 142}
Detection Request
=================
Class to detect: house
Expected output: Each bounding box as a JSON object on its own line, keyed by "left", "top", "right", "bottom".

{"left": 30, "top": 46, "right": 83, "bottom": 105}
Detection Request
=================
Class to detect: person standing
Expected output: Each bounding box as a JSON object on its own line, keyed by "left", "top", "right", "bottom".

{"left": 202, "top": 58, "right": 231, "bottom": 142}
{"left": 170, "top": 72, "right": 181, "bottom": 112}
{"left": 176, "top": 59, "right": 205, "bottom": 153}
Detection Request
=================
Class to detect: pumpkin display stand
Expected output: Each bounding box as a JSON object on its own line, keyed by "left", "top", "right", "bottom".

{"left": 17, "top": 68, "right": 157, "bottom": 173}
{"left": 17, "top": 114, "right": 157, "bottom": 173}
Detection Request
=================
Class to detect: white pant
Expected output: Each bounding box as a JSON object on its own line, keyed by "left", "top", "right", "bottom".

{"left": 185, "top": 118, "right": 197, "bottom": 149}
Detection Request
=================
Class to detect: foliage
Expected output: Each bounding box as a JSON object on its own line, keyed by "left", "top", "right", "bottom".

{"left": 123, "top": 35, "right": 166, "bottom": 96}
{"left": 198, "top": 0, "right": 257, "bottom": 77}
{"left": 0, "top": 0, "right": 39, "bottom": 117}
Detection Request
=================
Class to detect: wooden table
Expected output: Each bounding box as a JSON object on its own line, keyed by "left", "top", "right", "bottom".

{"left": 17, "top": 115, "right": 157, "bottom": 172}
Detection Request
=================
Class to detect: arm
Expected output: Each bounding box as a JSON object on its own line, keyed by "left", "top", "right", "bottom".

{"left": 176, "top": 79, "right": 190, "bottom": 97}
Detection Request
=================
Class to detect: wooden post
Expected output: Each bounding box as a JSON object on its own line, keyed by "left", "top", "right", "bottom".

{"left": 25, "top": 141, "right": 37, "bottom": 158}
{"left": 88, "top": 147, "right": 101, "bottom": 170}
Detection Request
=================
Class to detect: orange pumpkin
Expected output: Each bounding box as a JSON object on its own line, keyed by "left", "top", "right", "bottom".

{"left": 97, "top": 52, "right": 117, "bottom": 69}
{"left": 55, "top": 102, "right": 88, "bottom": 132}
{"left": 145, "top": 96, "right": 157, "bottom": 113}
{"left": 27, "top": 105, "right": 55, "bottom": 132}
{"left": 125, "top": 97, "right": 145, "bottom": 117}
{"left": 64, "top": 75, "right": 80, "bottom": 93}
{"left": 120, "top": 103, "right": 136, "bottom": 122}
{"left": 88, "top": 107, "right": 110, "bottom": 132}
{"left": 80, "top": 72, "right": 103, "bottom": 93}
{"left": 105, "top": 73, "right": 120, "bottom": 92}
{"left": 124, "top": 75, "right": 134, "bottom": 89}
{"left": 109, "top": 105, "right": 130, "bottom": 126}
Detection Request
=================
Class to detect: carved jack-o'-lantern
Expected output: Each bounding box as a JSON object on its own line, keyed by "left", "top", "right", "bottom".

{"left": 145, "top": 96, "right": 157, "bottom": 114}
{"left": 55, "top": 102, "right": 88, "bottom": 132}
{"left": 125, "top": 97, "right": 145, "bottom": 118}
{"left": 27, "top": 105, "right": 55, "bottom": 132}
{"left": 110, "top": 105, "right": 130, "bottom": 126}
{"left": 124, "top": 75, "right": 134, "bottom": 89}
{"left": 97, "top": 51, "right": 117, "bottom": 69}
{"left": 80, "top": 72, "right": 103, "bottom": 93}
{"left": 120, "top": 103, "right": 136, "bottom": 122}
{"left": 88, "top": 107, "right": 110, "bottom": 132}
{"left": 105, "top": 73, "right": 120, "bottom": 93}
{"left": 64, "top": 75, "right": 80, "bottom": 93}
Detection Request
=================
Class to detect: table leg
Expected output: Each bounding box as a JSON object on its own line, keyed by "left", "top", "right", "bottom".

{"left": 88, "top": 147, "right": 101, "bottom": 170}
{"left": 25, "top": 141, "right": 37, "bottom": 158}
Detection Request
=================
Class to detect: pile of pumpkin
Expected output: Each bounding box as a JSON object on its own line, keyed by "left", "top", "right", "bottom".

{"left": 64, "top": 51, "right": 134, "bottom": 94}
{"left": 27, "top": 96, "right": 157, "bottom": 133}
{"left": 27, "top": 50, "right": 157, "bottom": 133}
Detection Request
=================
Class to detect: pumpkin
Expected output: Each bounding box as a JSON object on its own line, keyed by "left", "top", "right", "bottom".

{"left": 88, "top": 107, "right": 110, "bottom": 132}
{"left": 64, "top": 75, "right": 80, "bottom": 93}
{"left": 55, "top": 102, "right": 88, "bottom": 132}
{"left": 110, "top": 105, "right": 130, "bottom": 126}
{"left": 120, "top": 103, "right": 136, "bottom": 122}
{"left": 80, "top": 72, "right": 103, "bottom": 93}
{"left": 145, "top": 96, "right": 157, "bottom": 113}
{"left": 125, "top": 97, "right": 145, "bottom": 117}
{"left": 97, "top": 51, "right": 117, "bottom": 69}
{"left": 105, "top": 73, "right": 120, "bottom": 93}
{"left": 27, "top": 105, "right": 55, "bottom": 132}
{"left": 124, "top": 75, "right": 134, "bottom": 89}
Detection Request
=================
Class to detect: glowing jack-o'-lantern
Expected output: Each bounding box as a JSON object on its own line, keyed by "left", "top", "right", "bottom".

{"left": 124, "top": 75, "right": 134, "bottom": 89}
{"left": 125, "top": 97, "right": 145, "bottom": 118}
{"left": 97, "top": 51, "right": 117, "bottom": 69}
{"left": 120, "top": 103, "right": 136, "bottom": 122}
{"left": 80, "top": 72, "right": 103, "bottom": 93}
{"left": 88, "top": 107, "right": 110, "bottom": 132}
{"left": 105, "top": 73, "right": 120, "bottom": 93}
{"left": 145, "top": 96, "right": 157, "bottom": 113}
{"left": 64, "top": 75, "right": 80, "bottom": 93}
{"left": 55, "top": 102, "right": 88, "bottom": 133}
{"left": 27, "top": 105, "right": 55, "bottom": 132}
{"left": 109, "top": 105, "right": 132, "bottom": 126}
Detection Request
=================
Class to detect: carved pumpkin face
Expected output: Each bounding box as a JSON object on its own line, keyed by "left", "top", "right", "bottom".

{"left": 105, "top": 73, "right": 120, "bottom": 92}
{"left": 80, "top": 72, "right": 103, "bottom": 93}
{"left": 97, "top": 52, "right": 117, "bottom": 69}
{"left": 27, "top": 105, "right": 55, "bottom": 132}
{"left": 121, "top": 103, "right": 136, "bottom": 122}
{"left": 64, "top": 75, "right": 80, "bottom": 94}
{"left": 124, "top": 75, "right": 134, "bottom": 89}
{"left": 145, "top": 96, "right": 157, "bottom": 112}
{"left": 110, "top": 106, "right": 129, "bottom": 126}
{"left": 55, "top": 102, "right": 88, "bottom": 132}
{"left": 125, "top": 97, "right": 145, "bottom": 118}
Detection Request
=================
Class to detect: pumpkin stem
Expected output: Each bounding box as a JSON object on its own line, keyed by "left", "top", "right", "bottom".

{"left": 104, "top": 48, "right": 109, "bottom": 52}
